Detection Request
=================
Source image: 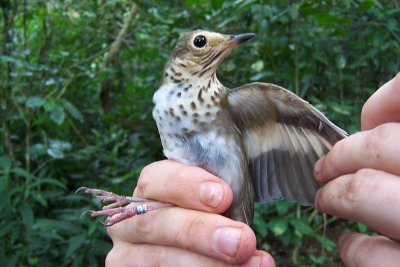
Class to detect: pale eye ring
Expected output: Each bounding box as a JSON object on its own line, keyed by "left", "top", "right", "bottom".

{"left": 193, "top": 35, "right": 207, "bottom": 48}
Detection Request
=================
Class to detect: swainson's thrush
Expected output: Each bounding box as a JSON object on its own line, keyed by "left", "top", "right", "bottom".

{"left": 80, "top": 30, "right": 346, "bottom": 226}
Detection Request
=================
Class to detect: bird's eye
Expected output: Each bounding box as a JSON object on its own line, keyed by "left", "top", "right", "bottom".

{"left": 193, "top": 35, "right": 207, "bottom": 48}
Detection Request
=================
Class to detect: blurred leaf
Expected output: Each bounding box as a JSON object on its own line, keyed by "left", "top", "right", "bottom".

{"left": 45, "top": 77, "right": 56, "bottom": 86}
{"left": 337, "top": 55, "right": 347, "bottom": 69}
{"left": 253, "top": 209, "right": 268, "bottom": 238}
{"left": 276, "top": 201, "right": 291, "bottom": 216}
{"left": 47, "top": 148, "right": 64, "bottom": 159}
{"left": 62, "top": 99, "right": 84, "bottom": 123}
{"left": 11, "top": 167, "right": 33, "bottom": 180}
{"left": 290, "top": 218, "right": 315, "bottom": 235}
{"left": 310, "top": 255, "right": 327, "bottom": 264}
{"left": 251, "top": 60, "right": 264, "bottom": 72}
{"left": 28, "top": 143, "right": 47, "bottom": 158}
{"left": 28, "top": 178, "right": 67, "bottom": 189}
{"left": 0, "top": 253, "right": 19, "bottom": 267}
{"left": 26, "top": 96, "right": 45, "bottom": 108}
{"left": 0, "top": 156, "right": 12, "bottom": 170}
{"left": 50, "top": 105, "right": 65, "bottom": 125}
{"left": 65, "top": 234, "right": 87, "bottom": 260}
{"left": 287, "top": 4, "right": 299, "bottom": 19}
{"left": 20, "top": 202, "right": 35, "bottom": 227}
{"left": 357, "top": 223, "right": 368, "bottom": 233}
{"left": 49, "top": 139, "right": 72, "bottom": 151}
{"left": 315, "top": 235, "right": 337, "bottom": 252}
{"left": 268, "top": 218, "right": 288, "bottom": 236}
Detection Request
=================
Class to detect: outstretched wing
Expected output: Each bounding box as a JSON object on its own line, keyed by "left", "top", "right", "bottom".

{"left": 227, "top": 82, "right": 347, "bottom": 205}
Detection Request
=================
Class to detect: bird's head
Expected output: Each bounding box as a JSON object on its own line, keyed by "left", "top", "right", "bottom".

{"left": 167, "top": 30, "right": 255, "bottom": 78}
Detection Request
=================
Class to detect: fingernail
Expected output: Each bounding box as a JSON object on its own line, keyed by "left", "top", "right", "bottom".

{"left": 244, "top": 256, "right": 262, "bottom": 267}
{"left": 212, "top": 227, "right": 242, "bottom": 257}
{"left": 314, "top": 156, "right": 325, "bottom": 177}
{"left": 199, "top": 182, "right": 224, "bottom": 208}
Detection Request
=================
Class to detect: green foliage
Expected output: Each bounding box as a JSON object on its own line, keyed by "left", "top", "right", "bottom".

{"left": 1, "top": 0, "right": 399, "bottom": 266}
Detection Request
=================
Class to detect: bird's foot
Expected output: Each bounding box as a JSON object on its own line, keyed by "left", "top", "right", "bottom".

{"left": 76, "top": 187, "right": 173, "bottom": 226}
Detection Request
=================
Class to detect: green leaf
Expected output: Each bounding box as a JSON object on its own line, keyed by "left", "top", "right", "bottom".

{"left": 47, "top": 147, "right": 64, "bottom": 159}
{"left": 287, "top": 4, "right": 299, "bottom": 19}
{"left": 315, "top": 235, "right": 336, "bottom": 251}
{"left": 253, "top": 210, "right": 268, "bottom": 238}
{"left": 20, "top": 202, "right": 35, "bottom": 227}
{"left": 43, "top": 100, "right": 55, "bottom": 112}
{"left": 28, "top": 143, "right": 47, "bottom": 158}
{"left": 0, "top": 253, "right": 19, "bottom": 267}
{"left": 25, "top": 96, "right": 45, "bottom": 108}
{"left": 11, "top": 167, "right": 33, "bottom": 180}
{"left": 65, "top": 234, "right": 87, "bottom": 260}
{"left": 27, "top": 257, "right": 39, "bottom": 265}
{"left": 28, "top": 177, "right": 66, "bottom": 189}
{"left": 357, "top": 223, "right": 368, "bottom": 233}
{"left": 290, "top": 218, "right": 315, "bottom": 235}
{"left": 336, "top": 55, "right": 347, "bottom": 69}
{"left": 251, "top": 60, "right": 264, "bottom": 72}
{"left": 0, "top": 222, "right": 16, "bottom": 238}
{"left": 62, "top": 99, "right": 84, "bottom": 123}
{"left": 268, "top": 218, "right": 288, "bottom": 236}
{"left": 276, "top": 201, "right": 291, "bottom": 215}
{"left": 50, "top": 105, "right": 65, "bottom": 125}
{"left": 280, "top": 230, "right": 292, "bottom": 246}
{"left": 0, "top": 156, "right": 12, "bottom": 170}
{"left": 49, "top": 139, "right": 72, "bottom": 151}
{"left": 310, "top": 255, "right": 327, "bottom": 264}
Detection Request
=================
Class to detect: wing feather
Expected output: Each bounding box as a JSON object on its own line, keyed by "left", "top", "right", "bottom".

{"left": 227, "top": 82, "right": 347, "bottom": 205}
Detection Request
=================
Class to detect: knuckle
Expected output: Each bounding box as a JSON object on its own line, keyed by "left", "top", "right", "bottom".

{"left": 164, "top": 165, "right": 197, "bottom": 204}
{"left": 150, "top": 246, "right": 166, "bottom": 267}
{"left": 344, "top": 169, "right": 376, "bottom": 207}
{"left": 106, "top": 221, "right": 128, "bottom": 243}
{"left": 140, "top": 163, "right": 154, "bottom": 179}
{"left": 136, "top": 165, "right": 154, "bottom": 195}
{"left": 176, "top": 214, "right": 205, "bottom": 251}
{"left": 106, "top": 244, "right": 166, "bottom": 267}
{"left": 167, "top": 167, "right": 188, "bottom": 194}
{"left": 139, "top": 246, "right": 166, "bottom": 267}
{"left": 360, "top": 104, "right": 369, "bottom": 124}
{"left": 175, "top": 165, "right": 191, "bottom": 183}
{"left": 105, "top": 246, "right": 126, "bottom": 267}
{"left": 364, "top": 125, "right": 390, "bottom": 160}
{"left": 133, "top": 211, "right": 159, "bottom": 242}
{"left": 326, "top": 138, "right": 346, "bottom": 167}
{"left": 106, "top": 224, "right": 116, "bottom": 239}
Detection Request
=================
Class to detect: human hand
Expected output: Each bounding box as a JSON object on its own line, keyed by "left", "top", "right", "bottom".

{"left": 314, "top": 73, "right": 400, "bottom": 267}
{"left": 105, "top": 160, "right": 275, "bottom": 267}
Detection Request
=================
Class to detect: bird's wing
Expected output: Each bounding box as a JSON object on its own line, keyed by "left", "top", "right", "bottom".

{"left": 227, "top": 82, "right": 347, "bottom": 205}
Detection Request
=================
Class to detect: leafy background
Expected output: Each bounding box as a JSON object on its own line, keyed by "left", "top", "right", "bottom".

{"left": 0, "top": 0, "right": 399, "bottom": 266}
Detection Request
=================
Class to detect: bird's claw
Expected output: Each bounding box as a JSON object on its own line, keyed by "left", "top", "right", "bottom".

{"left": 78, "top": 187, "right": 173, "bottom": 226}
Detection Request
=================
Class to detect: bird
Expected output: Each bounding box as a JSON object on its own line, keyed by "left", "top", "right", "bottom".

{"left": 79, "top": 30, "right": 347, "bottom": 226}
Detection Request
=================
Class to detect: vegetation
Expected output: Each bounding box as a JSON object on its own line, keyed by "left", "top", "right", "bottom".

{"left": 1, "top": 0, "right": 399, "bottom": 266}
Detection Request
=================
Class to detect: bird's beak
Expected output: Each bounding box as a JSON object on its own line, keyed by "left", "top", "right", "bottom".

{"left": 210, "top": 32, "right": 255, "bottom": 69}
{"left": 224, "top": 33, "right": 256, "bottom": 49}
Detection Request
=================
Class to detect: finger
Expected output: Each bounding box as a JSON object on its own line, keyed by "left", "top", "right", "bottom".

{"left": 338, "top": 232, "right": 400, "bottom": 267}
{"left": 106, "top": 243, "right": 275, "bottom": 267}
{"left": 107, "top": 207, "right": 257, "bottom": 264}
{"left": 314, "top": 123, "right": 400, "bottom": 182}
{"left": 315, "top": 169, "right": 400, "bottom": 239}
{"left": 361, "top": 73, "right": 400, "bottom": 131}
{"left": 135, "top": 160, "right": 233, "bottom": 214}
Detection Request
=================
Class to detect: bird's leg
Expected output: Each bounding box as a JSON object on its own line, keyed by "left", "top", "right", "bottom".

{"left": 77, "top": 187, "right": 173, "bottom": 226}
